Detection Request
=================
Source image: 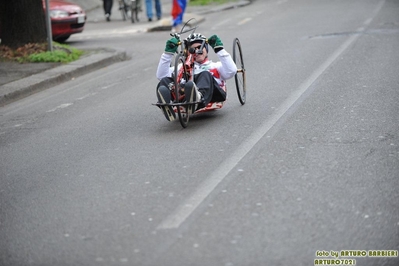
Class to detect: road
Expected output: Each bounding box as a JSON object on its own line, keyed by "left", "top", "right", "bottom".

{"left": 1, "top": 0, "right": 398, "bottom": 265}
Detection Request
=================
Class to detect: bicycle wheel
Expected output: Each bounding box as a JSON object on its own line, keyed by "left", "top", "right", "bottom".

{"left": 130, "top": 5, "right": 135, "bottom": 23}
{"left": 131, "top": 0, "right": 140, "bottom": 23}
{"left": 233, "top": 38, "right": 246, "bottom": 105}
{"left": 119, "top": 0, "right": 127, "bottom": 20}
{"left": 125, "top": 2, "right": 131, "bottom": 21}
{"left": 174, "top": 54, "right": 189, "bottom": 128}
{"left": 119, "top": 0, "right": 126, "bottom": 20}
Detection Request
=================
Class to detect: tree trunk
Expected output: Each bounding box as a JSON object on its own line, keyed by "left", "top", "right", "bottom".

{"left": 0, "top": 0, "right": 47, "bottom": 49}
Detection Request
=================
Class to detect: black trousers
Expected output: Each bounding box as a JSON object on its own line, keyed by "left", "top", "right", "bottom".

{"left": 157, "top": 71, "right": 227, "bottom": 107}
{"left": 103, "top": 0, "right": 113, "bottom": 15}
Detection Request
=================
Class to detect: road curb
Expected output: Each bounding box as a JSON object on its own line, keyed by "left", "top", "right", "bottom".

{"left": 0, "top": 48, "right": 127, "bottom": 106}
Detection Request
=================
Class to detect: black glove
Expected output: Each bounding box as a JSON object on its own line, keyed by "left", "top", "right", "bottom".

{"left": 208, "top": 35, "right": 224, "bottom": 52}
{"left": 165, "top": 37, "right": 179, "bottom": 54}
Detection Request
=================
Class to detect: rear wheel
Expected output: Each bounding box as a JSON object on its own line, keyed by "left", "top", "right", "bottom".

{"left": 131, "top": 0, "right": 140, "bottom": 23}
{"left": 233, "top": 38, "right": 246, "bottom": 105}
{"left": 119, "top": 0, "right": 128, "bottom": 20}
{"left": 174, "top": 54, "right": 189, "bottom": 128}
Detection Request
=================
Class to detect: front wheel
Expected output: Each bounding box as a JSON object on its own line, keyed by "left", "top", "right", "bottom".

{"left": 131, "top": 0, "right": 140, "bottom": 23}
{"left": 174, "top": 54, "right": 189, "bottom": 128}
{"left": 233, "top": 38, "right": 246, "bottom": 105}
{"left": 119, "top": 0, "right": 128, "bottom": 20}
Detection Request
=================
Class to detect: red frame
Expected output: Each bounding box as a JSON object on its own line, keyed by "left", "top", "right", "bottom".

{"left": 172, "top": 47, "right": 226, "bottom": 114}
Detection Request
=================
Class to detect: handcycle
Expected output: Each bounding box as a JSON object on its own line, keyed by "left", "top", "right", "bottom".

{"left": 118, "top": 0, "right": 142, "bottom": 23}
{"left": 154, "top": 20, "right": 246, "bottom": 128}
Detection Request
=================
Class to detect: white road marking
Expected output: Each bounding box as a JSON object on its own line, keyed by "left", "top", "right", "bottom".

{"left": 2, "top": 61, "right": 134, "bottom": 116}
{"left": 277, "top": 0, "right": 288, "bottom": 5}
{"left": 211, "top": 19, "right": 232, "bottom": 30}
{"left": 237, "top": 18, "right": 252, "bottom": 25}
{"left": 46, "top": 103, "right": 73, "bottom": 113}
{"left": 156, "top": 0, "right": 385, "bottom": 230}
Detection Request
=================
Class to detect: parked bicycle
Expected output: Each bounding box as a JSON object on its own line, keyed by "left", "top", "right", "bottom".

{"left": 118, "top": 0, "right": 142, "bottom": 23}
{"left": 130, "top": 0, "right": 142, "bottom": 23}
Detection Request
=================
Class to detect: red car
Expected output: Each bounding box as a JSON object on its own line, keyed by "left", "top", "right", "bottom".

{"left": 45, "top": 0, "right": 86, "bottom": 42}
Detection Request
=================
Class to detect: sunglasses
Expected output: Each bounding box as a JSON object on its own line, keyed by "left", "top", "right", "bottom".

{"left": 191, "top": 45, "right": 204, "bottom": 50}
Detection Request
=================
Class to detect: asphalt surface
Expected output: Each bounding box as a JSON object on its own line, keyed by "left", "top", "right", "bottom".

{"left": 0, "top": 0, "right": 251, "bottom": 106}
{"left": 1, "top": 0, "right": 398, "bottom": 264}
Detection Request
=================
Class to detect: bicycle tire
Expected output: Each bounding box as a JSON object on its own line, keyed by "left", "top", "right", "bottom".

{"left": 131, "top": 5, "right": 135, "bottom": 23}
{"left": 131, "top": 0, "right": 140, "bottom": 23}
{"left": 130, "top": 1, "right": 135, "bottom": 22}
{"left": 233, "top": 38, "right": 246, "bottom": 105}
{"left": 119, "top": 0, "right": 128, "bottom": 21}
{"left": 174, "top": 54, "right": 189, "bottom": 128}
{"left": 125, "top": 4, "right": 130, "bottom": 21}
{"left": 134, "top": 7, "right": 140, "bottom": 22}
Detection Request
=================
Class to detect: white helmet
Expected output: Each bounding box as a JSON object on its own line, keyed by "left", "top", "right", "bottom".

{"left": 185, "top": 33, "right": 208, "bottom": 52}
{"left": 186, "top": 33, "right": 207, "bottom": 44}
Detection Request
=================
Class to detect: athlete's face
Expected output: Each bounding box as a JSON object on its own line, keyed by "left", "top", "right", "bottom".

{"left": 190, "top": 43, "right": 207, "bottom": 63}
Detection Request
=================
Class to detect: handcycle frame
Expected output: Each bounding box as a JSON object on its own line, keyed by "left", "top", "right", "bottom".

{"left": 155, "top": 19, "right": 246, "bottom": 128}
{"left": 118, "top": 0, "right": 142, "bottom": 23}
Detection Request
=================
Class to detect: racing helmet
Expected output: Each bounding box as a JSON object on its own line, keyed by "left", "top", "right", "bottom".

{"left": 185, "top": 33, "right": 208, "bottom": 52}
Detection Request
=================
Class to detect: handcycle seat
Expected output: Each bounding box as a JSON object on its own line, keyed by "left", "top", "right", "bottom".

{"left": 172, "top": 85, "right": 227, "bottom": 114}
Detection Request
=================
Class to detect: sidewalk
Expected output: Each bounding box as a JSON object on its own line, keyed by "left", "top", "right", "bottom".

{"left": 0, "top": 0, "right": 251, "bottom": 106}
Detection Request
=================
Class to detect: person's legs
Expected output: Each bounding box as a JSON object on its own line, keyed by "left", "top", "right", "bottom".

{"left": 106, "top": 0, "right": 113, "bottom": 14}
{"left": 155, "top": 0, "right": 162, "bottom": 20}
{"left": 172, "top": 0, "right": 186, "bottom": 29}
{"left": 145, "top": 0, "right": 153, "bottom": 21}
{"left": 193, "top": 71, "right": 226, "bottom": 106}
{"left": 103, "top": 0, "right": 113, "bottom": 21}
{"left": 177, "top": 0, "right": 186, "bottom": 24}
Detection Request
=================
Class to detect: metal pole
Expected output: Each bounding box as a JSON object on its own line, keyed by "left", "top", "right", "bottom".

{"left": 44, "top": 0, "right": 53, "bottom": 52}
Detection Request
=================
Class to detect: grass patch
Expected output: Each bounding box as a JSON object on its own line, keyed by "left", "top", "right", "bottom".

{"left": 0, "top": 42, "right": 84, "bottom": 63}
{"left": 28, "top": 44, "right": 83, "bottom": 63}
{"left": 189, "top": 0, "right": 236, "bottom": 6}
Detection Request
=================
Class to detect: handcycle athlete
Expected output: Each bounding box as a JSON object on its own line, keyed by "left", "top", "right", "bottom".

{"left": 155, "top": 32, "right": 238, "bottom": 122}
